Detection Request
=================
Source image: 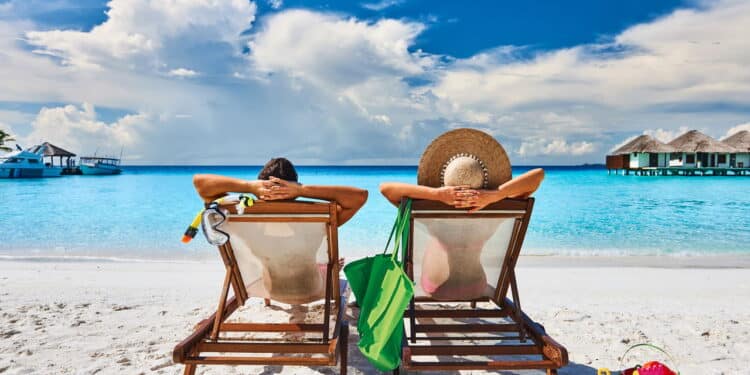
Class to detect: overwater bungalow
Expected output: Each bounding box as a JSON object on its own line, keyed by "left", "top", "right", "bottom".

{"left": 667, "top": 130, "right": 738, "bottom": 169}
{"left": 722, "top": 130, "right": 750, "bottom": 168}
{"left": 606, "top": 134, "right": 676, "bottom": 171}
{"left": 606, "top": 129, "right": 749, "bottom": 176}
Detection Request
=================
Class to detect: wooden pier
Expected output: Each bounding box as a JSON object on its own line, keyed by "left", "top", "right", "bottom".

{"left": 608, "top": 167, "right": 750, "bottom": 176}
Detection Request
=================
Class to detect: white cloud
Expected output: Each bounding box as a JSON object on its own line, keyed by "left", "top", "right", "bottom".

{"left": 432, "top": 0, "right": 750, "bottom": 128}
{"left": 24, "top": 0, "right": 257, "bottom": 70}
{"left": 248, "top": 9, "right": 430, "bottom": 88}
{"left": 1, "top": 1, "right": 750, "bottom": 165}
{"left": 267, "top": 0, "right": 283, "bottom": 10}
{"left": 22, "top": 103, "right": 149, "bottom": 157}
{"left": 168, "top": 68, "right": 198, "bottom": 78}
{"left": 518, "top": 138, "right": 596, "bottom": 157}
{"left": 362, "top": 0, "right": 404, "bottom": 11}
{"left": 726, "top": 122, "right": 750, "bottom": 138}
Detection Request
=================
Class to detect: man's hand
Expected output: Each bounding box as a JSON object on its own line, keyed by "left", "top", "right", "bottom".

{"left": 261, "top": 176, "right": 303, "bottom": 200}
{"left": 435, "top": 185, "right": 477, "bottom": 208}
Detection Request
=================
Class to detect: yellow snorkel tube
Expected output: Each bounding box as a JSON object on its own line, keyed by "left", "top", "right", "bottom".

{"left": 181, "top": 195, "right": 253, "bottom": 244}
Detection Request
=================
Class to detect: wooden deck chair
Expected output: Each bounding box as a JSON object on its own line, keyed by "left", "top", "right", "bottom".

{"left": 398, "top": 198, "right": 568, "bottom": 374}
{"left": 173, "top": 200, "right": 349, "bottom": 374}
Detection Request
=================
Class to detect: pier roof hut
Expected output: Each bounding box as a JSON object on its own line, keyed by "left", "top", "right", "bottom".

{"left": 668, "top": 130, "right": 738, "bottom": 168}
{"left": 722, "top": 130, "right": 750, "bottom": 168}
{"left": 607, "top": 134, "right": 676, "bottom": 169}
{"left": 29, "top": 142, "right": 76, "bottom": 168}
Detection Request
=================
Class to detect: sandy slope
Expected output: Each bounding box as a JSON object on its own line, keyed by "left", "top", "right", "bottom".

{"left": 0, "top": 258, "right": 748, "bottom": 374}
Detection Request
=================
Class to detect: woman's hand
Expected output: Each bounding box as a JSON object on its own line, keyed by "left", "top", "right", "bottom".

{"left": 465, "top": 190, "right": 505, "bottom": 213}
{"left": 435, "top": 185, "right": 477, "bottom": 208}
{"left": 261, "top": 176, "right": 304, "bottom": 200}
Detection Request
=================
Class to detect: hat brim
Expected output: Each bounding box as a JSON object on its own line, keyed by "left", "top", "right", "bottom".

{"left": 417, "top": 128, "right": 511, "bottom": 189}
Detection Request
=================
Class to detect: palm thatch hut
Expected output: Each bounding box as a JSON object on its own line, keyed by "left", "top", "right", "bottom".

{"left": 668, "top": 130, "right": 738, "bottom": 168}
{"left": 29, "top": 142, "right": 77, "bottom": 168}
{"left": 607, "top": 134, "right": 676, "bottom": 170}
{"left": 722, "top": 130, "right": 750, "bottom": 167}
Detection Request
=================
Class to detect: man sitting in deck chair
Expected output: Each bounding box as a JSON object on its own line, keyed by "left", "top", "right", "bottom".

{"left": 192, "top": 157, "right": 367, "bottom": 303}
{"left": 380, "top": 129, "right": 543, "bottom": 300}
{"left": 174, "top": 158, "right": 367, "bottom": 375}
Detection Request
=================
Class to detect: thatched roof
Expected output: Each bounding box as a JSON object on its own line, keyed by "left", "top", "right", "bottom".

{"left": 667, "top": 130, "right": 738, "bottom": 153}
{"left": 722, "top": 130, "right": 750, "bottom": 152}
{"left": 610, "top": 134, "right": 677, "bottom": 155}
{"left": 29, "top": 142, "right": 76, "bottom": 157}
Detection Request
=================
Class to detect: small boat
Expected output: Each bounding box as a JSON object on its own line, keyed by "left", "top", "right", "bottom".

{"left": 0, "top": 148, "right": 63, "bottom": 178}
{"left": 79, "top": 156, "right": 122, "bottom": 175}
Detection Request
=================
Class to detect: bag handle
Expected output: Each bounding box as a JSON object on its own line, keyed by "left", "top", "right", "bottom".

{"left": 390, "top": 199, "right": 412, "bottom": 263}
{"left": 382, "top": 199, "right": 411, "bottom": 255}
{"left": 620, "top": 343, "right": 680, "bottom": 374}
{"left": 381, "top": 199, "right": 412, "bottom": 266}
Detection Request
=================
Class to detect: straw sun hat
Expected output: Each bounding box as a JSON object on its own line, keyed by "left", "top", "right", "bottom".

{"left": 417, "top": 128, "right": 511, "bottom": 189}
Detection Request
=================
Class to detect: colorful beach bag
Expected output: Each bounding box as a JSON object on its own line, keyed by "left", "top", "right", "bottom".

{"left": 598, "top": 343, "right": 680, "bottom": 375}
{"left": 344, "top": 199, "right": 414, "bottom": 371}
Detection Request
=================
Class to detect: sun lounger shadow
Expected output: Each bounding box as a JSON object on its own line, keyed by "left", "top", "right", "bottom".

{"left": 558, "top": 362, "right": 599, "bottom": 374}
{"left": 173, "top": 201, "right": 349, "bottom": 374}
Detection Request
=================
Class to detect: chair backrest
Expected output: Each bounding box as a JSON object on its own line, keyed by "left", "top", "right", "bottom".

{"left": 408, "top": 198, "right": 534, "bottom": 303}
{"left": 212, "top": 200, "right": 339, "bottom": 305}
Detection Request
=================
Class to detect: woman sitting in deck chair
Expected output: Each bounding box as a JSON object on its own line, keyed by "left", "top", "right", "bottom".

{"left": 193, "top": 157, "right": 367, "bottom": 303}
{"left": 380, "top": 128, "right": 544, "bottom": 300}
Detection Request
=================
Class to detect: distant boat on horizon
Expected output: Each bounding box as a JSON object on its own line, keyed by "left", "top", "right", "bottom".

{"left": 79, "top": 156, "right": 122, "bottom": 175}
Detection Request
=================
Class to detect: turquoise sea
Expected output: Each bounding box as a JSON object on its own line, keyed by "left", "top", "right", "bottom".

{"left": 1, "top": 166, "right": 748, "bottom": 260}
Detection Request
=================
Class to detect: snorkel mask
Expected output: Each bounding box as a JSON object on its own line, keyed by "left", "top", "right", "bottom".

{"left": 201, "top": 202, "right": 230, "bottom": 246}
{"left": 181, "top": 195, "right": 253, "bottom": 246}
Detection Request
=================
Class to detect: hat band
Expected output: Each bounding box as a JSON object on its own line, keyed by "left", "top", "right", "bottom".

{"left": 440, "top": 153, "right": 489, "bottom": 189}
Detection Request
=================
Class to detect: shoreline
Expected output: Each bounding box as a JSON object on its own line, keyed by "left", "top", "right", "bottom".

{"left": 3, "top": 253, "right": 750, "bottom": 268}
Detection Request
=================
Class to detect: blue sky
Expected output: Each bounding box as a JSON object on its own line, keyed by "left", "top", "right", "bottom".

{"left": 0, "top": 0, "right": 748, "bottom": 164}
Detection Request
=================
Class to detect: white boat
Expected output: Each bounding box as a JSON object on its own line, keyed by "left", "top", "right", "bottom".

{"left": 0, "top": 149, "right": 63, "bottom": 178}
{"left": 79, "top": 156, "right": 122, "bottom": 175}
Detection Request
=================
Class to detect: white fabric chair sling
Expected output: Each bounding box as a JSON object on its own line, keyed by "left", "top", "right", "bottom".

{"left": 397, "top": 198, "right": 568, "bottom": 375}
{"left": 174, "top": 200, "right": 348, "bottom": 375}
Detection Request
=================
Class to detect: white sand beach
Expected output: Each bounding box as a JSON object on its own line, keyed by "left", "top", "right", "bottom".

{"left": 1, "top": 257, "right": 749, "bottom": 374}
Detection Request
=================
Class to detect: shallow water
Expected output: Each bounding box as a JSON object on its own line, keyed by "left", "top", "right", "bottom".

{"left": 1, "top": 165, "right": 748, "bottom": 259}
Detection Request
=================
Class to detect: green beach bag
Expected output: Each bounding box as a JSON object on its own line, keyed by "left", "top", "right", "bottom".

{"left": 344, "top": 199, "right": 414, "bottom": 371}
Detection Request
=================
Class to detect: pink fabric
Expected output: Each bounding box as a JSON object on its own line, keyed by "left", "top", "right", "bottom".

{"left": 420, "top": 272, "right": 489, "bottom": 300}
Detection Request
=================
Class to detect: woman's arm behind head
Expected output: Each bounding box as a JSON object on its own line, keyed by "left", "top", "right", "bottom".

{"left": 501, "top": 168, "right": 544, "bottom": 199}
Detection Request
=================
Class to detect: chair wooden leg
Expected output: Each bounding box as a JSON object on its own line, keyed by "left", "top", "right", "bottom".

{"left": 264, "top": 298, "right": 271, "bottom": 307}
{"left": 409, "top": 298, "right": 416, "bottom": 344}
{"left": 183, "top": 364, "right": 196, "bottom": 375}
{"left": 509, "top": 269, "right": 526, "bottom": 342}
{"left": 210, "top": 269, "right": 232, "bottom": 340}
{"left": 340, "top": 321, "right": 349, "bottom": 375}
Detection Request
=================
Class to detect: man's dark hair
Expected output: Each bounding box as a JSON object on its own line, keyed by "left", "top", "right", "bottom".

{"left": 257, "top": 157, "right": 298, "bottom": 182}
